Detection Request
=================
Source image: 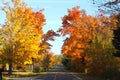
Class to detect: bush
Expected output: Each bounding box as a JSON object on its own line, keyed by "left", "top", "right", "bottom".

{"left": 34, "top": 67, "right": 41, "bottom": 73}
{"left": 62, "top": 57, "right": 71, "bottom": 70}
{"left": 101, "top": 67, "right": 120, "bottom": 80}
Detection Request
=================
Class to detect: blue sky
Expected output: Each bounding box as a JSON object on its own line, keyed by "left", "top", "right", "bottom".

{"left": 0, "top": 0, "right": 98, "bottom": 54}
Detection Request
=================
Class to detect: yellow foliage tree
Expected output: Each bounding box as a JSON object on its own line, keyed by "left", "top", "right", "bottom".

{"left": 0, "top": 0, "right": 45, "bottom": 75}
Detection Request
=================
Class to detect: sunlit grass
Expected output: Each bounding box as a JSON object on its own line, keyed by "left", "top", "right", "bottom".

{"left": 3, "top": 71, "right": 47, "bottom": 79}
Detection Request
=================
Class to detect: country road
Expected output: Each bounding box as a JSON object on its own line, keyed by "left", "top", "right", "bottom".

{"left": 4, "top": 65, "right": 82, "bottom": 80}
{"left": 30, "top": 65, "right": 82, "bottom": 80}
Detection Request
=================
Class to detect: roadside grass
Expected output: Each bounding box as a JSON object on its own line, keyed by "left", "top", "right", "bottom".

{"left": 2, "top": 66, "right": 55, "bottom": 79}
{"left": 3, "top": 71, "right": 47, "bottom": 78}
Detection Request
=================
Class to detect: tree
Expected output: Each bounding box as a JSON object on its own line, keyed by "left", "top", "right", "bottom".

{"left": 0, "top": 0, "right": 45, "bottom": 75}
{"left": 92, "top": 0, "right": 120, "bottom": 14}
{"left": 92, "top": 0, "right": 120, "bottom": 57}
{"left": 59, "top": 6, "right": 117, "bottom": 73}
{"left": 112, "top": 14, "right": 120, "bottom": 57}
{"left": 52, "top": 54, "right": 62, "bottom": 65}
{"left": 42, "top": 50, "right": 54, "bottom": 71}
{"left": 38, "top": 30, "right": 59, "bottom": 58}
{"left": 58, "top": 6, "right": 99, "bottom": 71}
{"left": 62, "top": 56, "right": 71, "bottom": 70}
{"left": 87, "top": 16, "right": 116, "bottom": 74}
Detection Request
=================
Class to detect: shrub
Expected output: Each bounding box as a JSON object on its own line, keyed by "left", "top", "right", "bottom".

{"left": 101, "top": 67, "right": 120, "bottom": 80}
{"left": 34, "top": 67, "right": 41, "bottom": 73}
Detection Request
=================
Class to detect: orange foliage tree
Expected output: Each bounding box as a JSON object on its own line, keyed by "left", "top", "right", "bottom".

{"left": 39, "top": 30, "right": 59, "bottom": 54}
{"left": 36, "top": 30, "right": 59, "bottom": 71}
{"left": 58, "top": 6, "right": 99, "bottom": 71}
{"left": 59, "top": 6, "right": 117, "bottom": 73}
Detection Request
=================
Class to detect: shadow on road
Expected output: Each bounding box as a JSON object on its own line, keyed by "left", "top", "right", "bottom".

{"left": 31, "top": 64, "right": 82, "bottom": 80}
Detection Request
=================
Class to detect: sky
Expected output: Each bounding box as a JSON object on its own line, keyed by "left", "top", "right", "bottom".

{"left": 0, "top": 0, "right": 98, "bottom": 54}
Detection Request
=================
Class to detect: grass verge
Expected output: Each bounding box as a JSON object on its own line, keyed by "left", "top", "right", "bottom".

{"left": 3, "top": 71, "right": 47, "bottom": 79}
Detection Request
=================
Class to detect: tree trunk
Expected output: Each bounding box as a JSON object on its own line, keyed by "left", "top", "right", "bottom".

{"left": 8, "top": 40, "right": 13, "bottom": 76}
{"left": 8, "top": 59, "right": 12, "bottom": 76}
{"left": 0, "top": 72, "right": 2, "bottom": 80}
{"left": 81, "top": 56, "right": 86, "bottom": 65}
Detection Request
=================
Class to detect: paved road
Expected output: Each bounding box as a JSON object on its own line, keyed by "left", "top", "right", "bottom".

{"left": 30, "top": 65, "right": 82, "bottom": 80}
{"left": 5, "top": 65, "right": 82, "bottom": 80}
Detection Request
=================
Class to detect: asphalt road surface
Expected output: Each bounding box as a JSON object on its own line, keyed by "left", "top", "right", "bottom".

{"left": 30, "top": 65, "right": 82, "bottom": 80}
